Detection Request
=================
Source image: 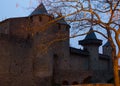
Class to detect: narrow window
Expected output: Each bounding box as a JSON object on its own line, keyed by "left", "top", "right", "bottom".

{"left": 62, "top": 80, "right": 69, "bottom": 85}
{"left": 30, "top": 16, "right": 33, "bottom": 23}
{"left": 82, "top": 76, "right": 92, "bottom": 84}
{"left": 58, "top": 24, "right": 61, "bottom": 30}
{"left": 39, "top": 16, "right": 42, "bottom": 22}
{"left": 72, "top": 81, "right": 79, "bottom": 85}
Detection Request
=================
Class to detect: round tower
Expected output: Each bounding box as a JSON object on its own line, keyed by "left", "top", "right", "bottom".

{"left": 29, "top": 3, "right": 54, "bottom": 86}
{"left": 103, "top": 41, "right": 112, "bottom": 56}
{"left": 79, "top": 28, "right": 102, "bottom": 70}
{"left": 103, "top": 41, "right": 112, "bottom": 70}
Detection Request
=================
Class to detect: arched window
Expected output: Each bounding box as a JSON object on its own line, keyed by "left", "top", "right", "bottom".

{"left": 53, "top": 54, "right": 58, "bottom": 67}
{"left": 72, "top": 81, "right": 79, "bottom": 85}
{"left": 82, "top": 76, "right": 92, "bottom": 84}
{"left": 27, "top": 34, "right": 31, "bottom": 39}
{"left": 62, "top": 80, "right": 69, "bottom": 85}
{"left": 29, "top": 16, "right": 33, "bottom": 23}
{"left": 107, "top": 78, "right": 114, "bottom": 83}
{"left": 39, "top": 16, "right": 42, "bottom": 22}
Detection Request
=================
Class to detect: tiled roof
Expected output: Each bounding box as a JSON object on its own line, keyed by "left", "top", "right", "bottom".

{"left": 85, "top": 28, "right": 97, "bottom": 40}
{"left": 79, "top": 28, "right": 102, "bottom": 46}
{"left": 103, "top": 41, "right": 111, "bottom": 47}
{"left": 57, "top": 17, "right": 68, "bottom": 25}
{"left": 30, "top": 3, "right": 48, "bottom": 16}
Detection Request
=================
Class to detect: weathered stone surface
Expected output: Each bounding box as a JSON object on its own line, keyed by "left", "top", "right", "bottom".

{"left": 0, "top": 3, "right": 113, "bottom": 86}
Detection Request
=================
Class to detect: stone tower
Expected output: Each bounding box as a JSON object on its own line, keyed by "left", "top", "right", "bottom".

{"left": 79, "top": 28, "right": 102, "bottom": 70}
{"left": 103, "top": 41, "right": 113, "bottom": 70}
{"left": 51, "top": 16, "right": 70, "bottom": 86}
{"left": 103, "top": 41, "right": 112, "bottom": 56}
{"left": 30, "top": 3, "right": 48, "bottom": 16}
{"left": 0, "top": 3, "right": 70, "bottom": 86}
{"left": 28, "top": 3, "right": 70, "bottom": 86}
{"left": 0, "top": 2, "right": 113, "bottom": 86}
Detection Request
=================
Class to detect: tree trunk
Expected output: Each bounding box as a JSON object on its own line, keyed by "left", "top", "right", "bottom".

{"left": 113, "top": 57, "right": 119, "bottom": 86}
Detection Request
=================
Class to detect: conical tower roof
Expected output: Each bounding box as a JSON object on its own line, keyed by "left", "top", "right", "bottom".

{"left": 57, "top": 17, "right": 68, "bottom": 25}
{"left": 79, "top": 28, "right": 102, "bottom": 46}
{"left": 85, "top": 28, "right": 97, "bottom": 40}
{"left": 30, "top": 3, "right": 48, "bottom": 16}
{"left": 103, "top": 41, "right": 111, "bottom": 47}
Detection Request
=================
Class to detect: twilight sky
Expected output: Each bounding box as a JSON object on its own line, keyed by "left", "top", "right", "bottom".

{"left": 0, "top": 0, "right": 120, "bottom": 64}
{"left": 0, "top": 0, "right": 107, "bottom": 48}
{"left": 0, "top": 0, "right": 84, "bottom": 49}
{"left": 0, "top": 0, "right": 39, "bottom": 21}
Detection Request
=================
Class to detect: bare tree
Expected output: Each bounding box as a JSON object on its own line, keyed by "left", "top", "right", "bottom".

{"left": 40, "top": 0, "right": 120, "bottom": 86}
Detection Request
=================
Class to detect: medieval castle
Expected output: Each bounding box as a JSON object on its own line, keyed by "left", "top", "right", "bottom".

{"left": 0, "top": 3, "right": 113, "bottom": 86}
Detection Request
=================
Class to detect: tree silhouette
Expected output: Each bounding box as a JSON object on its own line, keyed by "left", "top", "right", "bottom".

{"left": 42, "top": 0, "right": 120, "bottom": 86}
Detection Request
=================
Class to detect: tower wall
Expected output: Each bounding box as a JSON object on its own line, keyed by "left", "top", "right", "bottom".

{"left": 0, "top": 14, "right": 55, "bottom": 86}
{"left": 0, "top": 20, "right": 10, "bottom": 34}
{"left": 103, "top": 45, "right": 112, "bottom": 56}
{"left": 50, "top": 23, "right": 70, "bottom": 85}
{"left": 84, "top": 45, "right": 100, "bottom": 70}
{"left": 9, "top": 18, "right": 30, "bottom": 38}
{"left": 103, "top": 42, "right": 113, "bottom": 71}
{"left": 29, "top": 15, "right": 55, "bottom": 86}
{"left": 0, "top": 36, "right": 35, "bottom": 86}
{"left": 79, "top": 29, "right": 102, "bottom": 70}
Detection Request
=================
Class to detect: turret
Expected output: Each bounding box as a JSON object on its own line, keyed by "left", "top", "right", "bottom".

{"left": 46, "top": 15, "right": 70, "bottom": 85}
{"left": 103, "top": 41, "right": 112, "bottom": 56}
{"left": 56, "top": 16, "right": 70, "bottom": 47}
{"left": 103, "top": 41, "right": 112, "bottom": 70}
{"left": 28, "top": 3, "right": 71, "bottom": 85}
{"left": 30, "top": 3, "right": 48, "bottom": 16}
{"left": 28, "top": 3, "right": 54, "bottom": 86}
{"left": 53, "top": 17, "right": 70, "bottom": 71}
{"left": 79, "top": 28, "right": 102, "bottom": 70}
